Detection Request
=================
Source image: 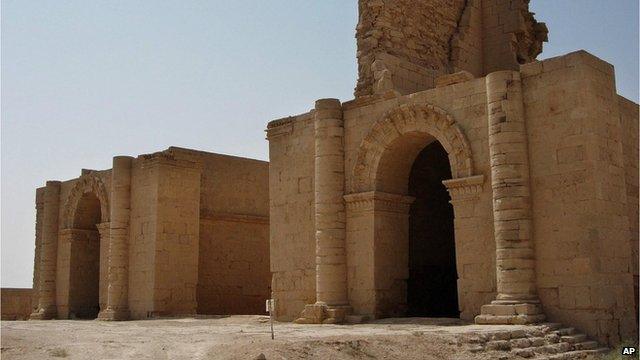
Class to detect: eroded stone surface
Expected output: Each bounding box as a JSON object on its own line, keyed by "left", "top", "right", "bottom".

{"left": 267, "top": 1, "right": 637, "bottom": 348}
{"left": 29, "top": 147, "right": 270, "bottom": 320}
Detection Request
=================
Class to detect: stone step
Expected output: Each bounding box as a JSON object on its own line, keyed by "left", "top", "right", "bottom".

{"left": 528, "top": 336, "right": 546, "bottom": 347}
{"left": 543, "top": 347, "right": 610, "bottom": 360}
{"left": 512, "top": 347, "right": 535, "bottom": 358}
{"left": 345, "top": 314, "right": 370, "bottom": 324}
{"left": 556, "top": 327, "right": 576, "bottom": 336}
{"left": 586, "top": 347, "right": 611, "bottom": 355}
{"left": 509, "top": 337, "right": 532, "bottom": 349}
{"left": 532, "top": 342, "right": 573, "bottom": 355}
{"left": 560, "top": 334, "right": 587, "bottom": 344}
{"left": 486, "top": 340, "right": 511, "bottom": 351}
{"left": 540, "top": 322, "right": 563, "bottom": 331}
{"left": 572, "top": 341, "right": 598, "bottom": 350}
{"left": 544, "top": 332, "right": 561, "bottom": 343}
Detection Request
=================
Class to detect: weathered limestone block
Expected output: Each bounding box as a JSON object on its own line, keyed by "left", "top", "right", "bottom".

{"left": 98, "top": 156, "right": 133, "bottom": 321}
{"left": 436, "top": 71, "right": 475, "bottom": 88}
{"left": 30, "top": 181, "right": 61, "bottom": 320}
{"left": 476, "top": 71, "right": 542, "bottom": 325}
{"left": 355, "top": 0, "right": 547, "bottom": 97}
{"left": 294, "top": 99, "right": 351, "bottom": 324}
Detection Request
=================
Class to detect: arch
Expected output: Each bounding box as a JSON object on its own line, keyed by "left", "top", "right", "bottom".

{"left": 62, "top": 175, "right": 109, "bottom": 229}
{"left": 351, "top": 103, "right": 474, "bottom": 193}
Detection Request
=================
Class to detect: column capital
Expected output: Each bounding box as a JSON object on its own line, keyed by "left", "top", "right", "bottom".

{"left": 95, "top": 222, "right": 110, "bottom": 235}
{"left": 442, "top": 175, "right": 485, "bottom": 202}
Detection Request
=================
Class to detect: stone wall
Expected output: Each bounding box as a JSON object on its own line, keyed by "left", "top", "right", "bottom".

{"left": 188, "top": 151, "right": 270, "bottom": 315}
{"left": 355, "top": 0, "right": 547, "bottom": 97}
{"left": 1, "top": 288, "right": 33, "bottom": 320}
{"left": 153, "top": 154, "right": 201, "bottom": 316}
{"left": 55, "top": 171, "right": 111, "bottom": 319}
{"left": 481, "top": 0, "right": 548, "bottom": 74}
{"left": 268, "top": 75, "right": 496, "bottom": 321}
{"left": 31, "top": 187, "right": 44, "bottom": 313}
{"left": 619, "top": 96, "right": 639, "bottom": 320}
{"left": 198, "top": 219, "right": 269, "bottom": 314}
{"left": 355, "top": 0, "right": 466, "bottom": 97}
{"left": 31, "top": 147, "right": 271, "bottom": 320}
{"left": 129, "top": 156, "right": 160, "bottom": 318}
{"left": 450, "top": 0, "right": 483, "bottom": 77}
{"left": 523, "top": 51, "right": 636, "bottom": 345}
{"left": 267, "top": 113, "right": 317, "bottom": 321}
{"left": 267, "top": 48, "right": 636, "bottom": 345}
{"left": 343, "top": 79, "right": 495, "bottom": 321}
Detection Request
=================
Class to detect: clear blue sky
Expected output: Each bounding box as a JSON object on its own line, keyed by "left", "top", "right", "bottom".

{"left": 2, "top": 0, "right": 638, "bottom": 287}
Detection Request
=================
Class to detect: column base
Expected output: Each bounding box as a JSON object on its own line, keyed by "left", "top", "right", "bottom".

{"left": 97, "top": 307, "right": 130, "bottom": 321}
{"left": 475, "top": 300, "right": 545, "bottom": 325}
{"left": 29, "top": 307, "right": 56, "bottom": 320}
{"left": 293, "top": 302, "right": 352, "bottom": 324}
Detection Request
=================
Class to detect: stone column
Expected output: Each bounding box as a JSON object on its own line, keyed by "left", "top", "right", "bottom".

{"left": 95, "top": 222, "right": 110, "bottom": 313}
{"left": 30, "top": 181, "right": 61, "bottom": 320}
{"left": 475, "top": 71, "right": 544, "bottom": 324}
{"left": 31, "top": 188, "right": 45, "bottom": 313}
{"left": 295, "top": 98, "right": 351, "bottom": 324}
{"left": 98, "top": 156, "right": 133, "bottom": 320}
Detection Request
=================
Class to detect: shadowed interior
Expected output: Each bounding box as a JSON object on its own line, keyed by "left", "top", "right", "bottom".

{"left": 69, "top": 192, "right": 102, "bottom": 319}
{"left": 407, "top": 142, "right": 459, "bottom": 317}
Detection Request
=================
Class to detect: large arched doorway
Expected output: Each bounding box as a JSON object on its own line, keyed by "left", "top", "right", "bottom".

{"left": 406, "top": 141, "right": 458, "bottom": 317}
{"left": 347, "top": 104, "right": 477, "bottom": 319}
{"left": 68, "top": 191, "right": 103, "bottom": 319}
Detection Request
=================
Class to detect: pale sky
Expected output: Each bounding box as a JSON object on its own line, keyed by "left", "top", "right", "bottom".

{"left": 2, "top": 0, "right": 638, "bottom": 288}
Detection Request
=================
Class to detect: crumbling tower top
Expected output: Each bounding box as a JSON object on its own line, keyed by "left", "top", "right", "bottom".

{"left": 355, "top": 0, "right": 548, "bottom": 97}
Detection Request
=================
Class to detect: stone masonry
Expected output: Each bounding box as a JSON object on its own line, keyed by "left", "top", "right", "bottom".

{"left": 30, "top": 147, "right": 270, "bottom": 320}
{"left": 267, "top": 0, "right": 638, "bottom": 347}
{"left": 23, "top": 0, "right": 638, "bottom": 351}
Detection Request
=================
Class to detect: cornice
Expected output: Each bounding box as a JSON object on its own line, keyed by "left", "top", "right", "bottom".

{"left": 442, "top": 174, "right": 485, "bottom": 202}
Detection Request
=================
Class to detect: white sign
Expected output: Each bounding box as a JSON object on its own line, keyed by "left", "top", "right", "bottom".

{"left": 265, "top": 299, "right": 275, "bottom": 312}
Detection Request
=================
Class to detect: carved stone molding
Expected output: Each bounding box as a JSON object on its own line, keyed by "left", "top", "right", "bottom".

{"left": 95, "top": 222, "right": 111, "bottom": 237}
{"left": 351, "top": 103, "right": 474, "bottom": 193}
{"left": 62, "top": 175, "right": 110, "bottom": 229}
{"left": 345, "top": 191, "right": 415, "bottom": 214}
{"left": 200, "top": 213, "right": 269, "bottom": 225}
{"left": 265, "top": 117, "right": 295, "bottom": 140}
{"left": 442, "top": 174, "right": 485, "bottom": 202}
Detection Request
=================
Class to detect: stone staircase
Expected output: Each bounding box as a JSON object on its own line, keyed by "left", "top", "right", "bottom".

{"left": 464, "top": 322, "right": 610, "bottom": 359}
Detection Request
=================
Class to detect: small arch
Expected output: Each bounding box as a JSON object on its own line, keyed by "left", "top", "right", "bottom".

{"left": 63, "top": 175, "right": 109, "bottom": 229}
{"left": 351, "top": 103, "right": 474, "bottom": 193}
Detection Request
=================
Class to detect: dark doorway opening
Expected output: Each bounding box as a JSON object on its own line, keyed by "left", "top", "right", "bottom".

{"left": 407, "top": 141, "right": 459, "bottom": 317}
{"left": 69, "top": 192, "right": 102, "bottom": 319}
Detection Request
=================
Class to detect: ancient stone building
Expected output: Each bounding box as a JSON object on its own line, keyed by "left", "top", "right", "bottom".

{"left": 267, "top": 0, "right": 638, "bottom": 346}
{"left": 30, "top": 147, "right": 270, "bottom": 320}
{"left": 1, "top": 288, "right": 33, "bottom": 320}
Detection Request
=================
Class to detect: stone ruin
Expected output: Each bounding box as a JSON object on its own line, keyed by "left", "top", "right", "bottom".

{"left": 30, "top": 148, "right": 270, "bottom": 320}
{"left": 23, "top": 0, "right": 638, "bottom": 349}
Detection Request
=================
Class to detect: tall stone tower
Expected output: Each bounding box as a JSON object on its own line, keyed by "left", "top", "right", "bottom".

{"left": 355, "top": 0, "right": 548, "bottom": 97}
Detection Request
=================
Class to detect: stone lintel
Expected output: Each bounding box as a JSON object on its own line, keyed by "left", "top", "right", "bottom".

{"left": 344, "top": 191, "right": 415, "bottom": 214}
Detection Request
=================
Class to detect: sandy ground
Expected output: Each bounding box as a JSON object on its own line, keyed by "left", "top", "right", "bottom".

{"left": 0, "top": 316, "right": 602, "bottom": 360}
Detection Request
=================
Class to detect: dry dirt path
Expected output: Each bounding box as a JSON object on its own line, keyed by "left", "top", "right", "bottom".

{"left": 0, "top": 316, "right": 603, "bottom": 360}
